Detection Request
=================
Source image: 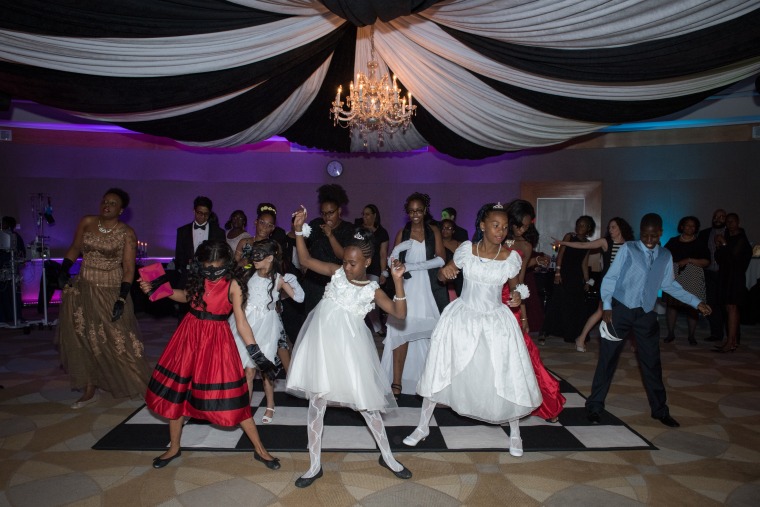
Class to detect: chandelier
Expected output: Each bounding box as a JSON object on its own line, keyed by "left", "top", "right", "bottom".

{"left": 330, "top": 27, "right": 416, "bottom": 149}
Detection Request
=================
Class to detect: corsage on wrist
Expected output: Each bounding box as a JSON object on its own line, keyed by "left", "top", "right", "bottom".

{"left": 585, "top": 278, "right": 595, "bottom": 287}
{"left": 296, "top": 223, "right": 312, "bottom": 238}
{"left": 515, "top": 283, "right": 530, "bottom": 300}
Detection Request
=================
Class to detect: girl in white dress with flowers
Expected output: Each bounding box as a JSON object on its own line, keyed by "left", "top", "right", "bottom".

{"left": 229, "top": 238, "right": 304, "bottom": 424}
{"left": 404, "top": 203, "right": 541, "bottom": 457}
{"left": 285, "top": 207, "right": 412, "bottom": 488}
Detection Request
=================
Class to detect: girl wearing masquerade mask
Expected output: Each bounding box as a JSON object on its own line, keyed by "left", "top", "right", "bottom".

{"left": 286, "top": 207, "right": 411, "bottom": 488}
{"left": 229, "top": 239, "right": 304, "bottom": 424}
{"left": 139, "top": 240, "right": 280, "bottom": 471}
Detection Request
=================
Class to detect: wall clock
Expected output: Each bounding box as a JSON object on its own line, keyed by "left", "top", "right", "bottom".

{"left": 326, "top": 160, "right": 343, "bottom": 177}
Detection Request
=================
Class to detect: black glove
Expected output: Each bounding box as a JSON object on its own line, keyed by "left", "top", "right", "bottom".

{"left": 57, "top": 258, "right": 74, "bottom": 289}
{"left": 246, "top": 344, "right": 277, "bottom": 381}
{"left": 146, "top": 274, "right": 171, "bottom": 297}
{"left": 111, "top": 282, "right": 131, "bottom": 322}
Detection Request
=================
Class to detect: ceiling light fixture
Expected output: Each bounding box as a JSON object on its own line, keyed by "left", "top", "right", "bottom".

{"left": 330, "top": 26, "right": 416, "bottom": 150}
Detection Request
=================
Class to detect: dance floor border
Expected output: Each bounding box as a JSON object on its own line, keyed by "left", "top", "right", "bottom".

{"left": 93, "top": 373, "right": 656, "bottom": 453}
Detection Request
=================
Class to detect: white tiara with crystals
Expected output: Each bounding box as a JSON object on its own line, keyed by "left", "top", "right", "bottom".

{"left": 493, "top": 202, "right": 504, "bottom": 209}
{"left": 354, "top": 231, "right": 365, "bottom": 241}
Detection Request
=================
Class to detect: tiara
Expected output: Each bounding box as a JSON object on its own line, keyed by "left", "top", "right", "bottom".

{"left": 260, "top": 205, "right": 276, "bottom": 214}
{"left": 493, "top": 202, "right": 504, "bottom": 209}
{"left": 354, "top": 231, "right": 365, "bottom": 241}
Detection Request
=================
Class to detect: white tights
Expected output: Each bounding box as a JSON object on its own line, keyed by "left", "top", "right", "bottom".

{"left": 407, "top": 396, "right": 437, "bottom": 441}
{"left": 302, "top": 396, "right": 402, "bottom": 478}
{"left": 411, "top": 397, "right": 521, "bottom": 440}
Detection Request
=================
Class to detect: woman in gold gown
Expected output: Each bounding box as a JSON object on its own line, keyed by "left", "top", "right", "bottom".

{"left": 56, "top": 188, "right": 152, "bottom": 408}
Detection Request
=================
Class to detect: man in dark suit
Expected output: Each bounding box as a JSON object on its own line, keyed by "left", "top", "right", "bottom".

{"left": 441, "top": 207, "right": 469, "bottom": 242}
{"left": 174, "top": 196, "right": 225, "bottom": 289}
{"left": 697, "top": 208, "right": 726, "bottom": 341}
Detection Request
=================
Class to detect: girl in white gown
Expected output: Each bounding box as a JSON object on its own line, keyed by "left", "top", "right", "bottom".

{"left": 381, "top": 192, "right": 447, "bottom": 397}
{"left": 404, "top": 203, "right": 541, "bottom": 457}
{"left": 286, "top": 207, "right": 412, "bottom": 488}
{"left": 229, "top": 239, "right": 303, "bottom": 424}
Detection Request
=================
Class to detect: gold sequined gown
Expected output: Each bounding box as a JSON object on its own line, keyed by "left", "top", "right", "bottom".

{"left": 57, "top": 228, "right": 152, "bottom": 398}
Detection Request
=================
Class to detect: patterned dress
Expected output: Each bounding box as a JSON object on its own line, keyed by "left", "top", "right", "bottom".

{"left": 57, "top": 229, "right": 152, "bottom": 398}
{"left": 146, "top": 279, "right": 251, "bottom": 426}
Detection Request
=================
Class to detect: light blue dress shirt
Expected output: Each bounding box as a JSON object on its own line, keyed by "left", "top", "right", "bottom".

{"left": 601, "top": 241, "right": 701, "bottom": 312}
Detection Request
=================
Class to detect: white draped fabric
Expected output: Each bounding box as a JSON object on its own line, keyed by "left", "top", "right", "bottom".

{"left": 0, "top": 15, "right": 343, "bottom": 76}
{"left": 422, "top": 0, "right": 758, "bottom": 48}
{"left": 0, "top": 0, "right": 757, "bottom": 154}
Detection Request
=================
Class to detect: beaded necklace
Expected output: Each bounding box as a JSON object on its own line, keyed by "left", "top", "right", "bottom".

{"left": 476, "top": 240, "right": 502, "bottom": 263}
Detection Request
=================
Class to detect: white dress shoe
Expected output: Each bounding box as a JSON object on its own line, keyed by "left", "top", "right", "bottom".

{"left": 402, "top": 428, "right": 429, "bottom": 447}
{"left": 70, "top": 392, "right": 99, "bottom": 409}
{"left": 509, "top": 436, "right": 523, "bottom": 457}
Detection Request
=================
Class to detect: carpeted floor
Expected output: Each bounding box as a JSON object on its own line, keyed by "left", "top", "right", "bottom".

{"left": 1, "top": 307, "right": 759, "bottom": 506}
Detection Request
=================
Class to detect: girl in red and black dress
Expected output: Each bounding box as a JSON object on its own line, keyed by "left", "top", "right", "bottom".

{"left": 501, "top": 200, "right": 565, "bottom": 422}
{"left": 140, "top": 240, "right": 280, "bottom": 470}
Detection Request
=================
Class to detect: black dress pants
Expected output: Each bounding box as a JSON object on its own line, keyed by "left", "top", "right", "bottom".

{"left": 586, "top": 301, "right": 669, "bottom": 419}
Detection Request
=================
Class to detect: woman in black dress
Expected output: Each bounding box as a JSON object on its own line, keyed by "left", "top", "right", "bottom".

{"left": 540, "top": 215, "right": 596, "bottom": 344}
{"left": 714, "top": 213, "right": 752, "bottom": 352}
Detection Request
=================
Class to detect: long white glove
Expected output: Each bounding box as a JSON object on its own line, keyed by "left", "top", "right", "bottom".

{"left": 404, "top": 256, "right": 445, "bottom": 272}
{"left": 282, "top": 273, "right": 305, "bottom": 303}
{"left": 388, "top": 240, "right": 414, "bottom": 265}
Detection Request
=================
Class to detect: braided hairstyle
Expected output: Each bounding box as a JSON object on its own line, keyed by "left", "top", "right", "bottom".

{"left": 186, "top": 240, "right": 238, "bottom": 312}
{"left": 239, "top": 238, "right": 283, "bottom": 309}
{"left": 473, "top": 203, "right": 509, "bottom": 243}
{"left": 345, "top": 227, "right": 375, "bottom": 260}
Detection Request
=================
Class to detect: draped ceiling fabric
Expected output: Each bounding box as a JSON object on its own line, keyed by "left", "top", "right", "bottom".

{"left": 1, "top": 1, "right": 759, "bottom": 159}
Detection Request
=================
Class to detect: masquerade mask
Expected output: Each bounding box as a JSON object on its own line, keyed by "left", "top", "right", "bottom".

{"left": 200, "top": 266, "right": 228, "bottom": 281}
{"left": 250, "top": 249, "right": 269, "bottom": 262}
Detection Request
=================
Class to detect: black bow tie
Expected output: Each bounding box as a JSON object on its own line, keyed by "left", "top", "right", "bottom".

{"left": 194, "top": 223, "right": 207, "bottom": 230}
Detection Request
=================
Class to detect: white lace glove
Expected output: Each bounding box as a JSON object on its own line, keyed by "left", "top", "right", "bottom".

{"left": 404, "top": 256, "right": 445, "bottom": 272}
{"left": 282, "top": 273, "right": 305, "bottom": 303}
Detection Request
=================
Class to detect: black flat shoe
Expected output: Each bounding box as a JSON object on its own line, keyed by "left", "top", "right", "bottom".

{"left": 688, "top": 336, "right": 697, "bottom": 346}
{"left": 378, "top": 456, "right": 412, "bottom": 479}
{"left": 294, "top": 468, "right": 323, "bottom": 488}
{"left": 587, "top": 412, "right": 600, "bottom": 424}
{"left": 152, "top": 451, "right": 182, "bottom": 469}
{"left": 657, "top": 415, "right": 680, "bottom": 428}
{"left": 663, "top": 333, "right": 675, "bottom": 343}
{"left": 253, "top": 451, "right": 281, "bottom": 470}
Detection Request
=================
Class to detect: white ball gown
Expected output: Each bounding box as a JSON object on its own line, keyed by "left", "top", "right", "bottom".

{"left": 381, "top": 239, "right": 440, "bottom": 394}
{"left": 417, "top": 241, "right": 542, "bottom": 423}
{"left": 286, "top": 267, "right": 397, "bottom": 411}
{"left": 229, "top": 272, "right": 303, "bottom": 367}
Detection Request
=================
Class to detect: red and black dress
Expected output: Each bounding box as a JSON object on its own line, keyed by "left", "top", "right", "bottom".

{"left": 146, "top": 279, "right": 251, "bottom": 426}
{"left": 501, "top": 283, "right": 566, "bottom": 420}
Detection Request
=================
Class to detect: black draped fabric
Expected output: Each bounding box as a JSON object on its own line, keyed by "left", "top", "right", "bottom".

{"left": 0, "top": 1, "right": 289, "bottom": 37}
{"left": 0, "top": 1, "right": 758, "bottom": 158}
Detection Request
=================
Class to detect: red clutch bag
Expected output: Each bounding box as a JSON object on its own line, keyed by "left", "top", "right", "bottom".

{"left": 138, "top": 263, "right": 173, "bottom": 301}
